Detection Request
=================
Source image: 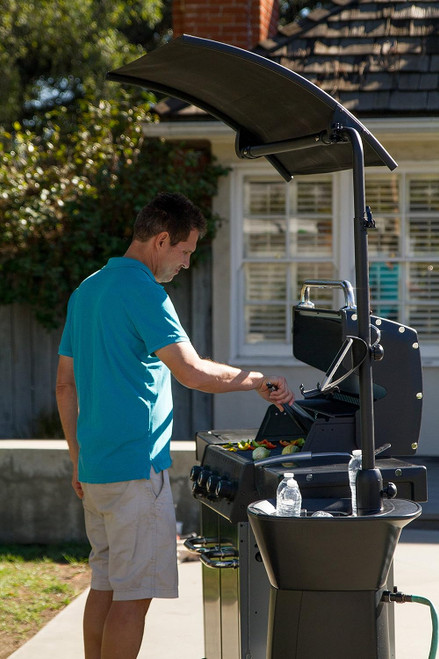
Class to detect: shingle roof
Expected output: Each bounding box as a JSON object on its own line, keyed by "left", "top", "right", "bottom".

{"left": 256, "top": 0, "right": 439, "bottom": 116}
{"left": 155, "top": 0, "right": 439, "bottom": 119}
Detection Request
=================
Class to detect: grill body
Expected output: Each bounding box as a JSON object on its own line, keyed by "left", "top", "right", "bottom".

{"left": 192, "top": 427, "right": 425, "bottom": 659}
{"left": 188, "top": 306, "right": 426, "bottom": 659}
{"left": 200, "top": 506, "right": 270, "bottom": 659}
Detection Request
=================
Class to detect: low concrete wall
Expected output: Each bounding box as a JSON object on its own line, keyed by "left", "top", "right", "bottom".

{"left": 0, "top": 440, "right": 201, "bottom": 544}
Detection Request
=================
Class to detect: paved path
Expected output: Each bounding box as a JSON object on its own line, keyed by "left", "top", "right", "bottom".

{"left": 9, "top": 529, "right": 439, "bottom": 659}
{"left": 9, "top": 560, "right": 204, "bottom": 659}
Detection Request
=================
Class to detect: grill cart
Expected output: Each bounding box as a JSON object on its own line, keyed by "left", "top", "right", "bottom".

{"left": 108, "top": 36, "right": 427, "bottom": 659}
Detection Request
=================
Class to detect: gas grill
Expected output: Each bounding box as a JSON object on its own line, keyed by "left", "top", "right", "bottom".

{"left": 191, "top": 284, "right": 426, "bottom": 526}
{"left": 108, "top": 34, "right": 428, "bottom": 659}
{"left": 186, "top": 283, "right": 426, "bottom": 659}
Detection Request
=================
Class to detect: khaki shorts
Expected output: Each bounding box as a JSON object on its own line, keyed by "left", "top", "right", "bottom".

{"left": 82, "top": 469, "right": 178, "bottom": 601}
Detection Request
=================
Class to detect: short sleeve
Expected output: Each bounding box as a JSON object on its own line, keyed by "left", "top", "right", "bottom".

{"left": 126, "top": 282, "right": 189, "bottom": 356}
{"left": 58, "top": 291, "right": 77, "bottom": 357}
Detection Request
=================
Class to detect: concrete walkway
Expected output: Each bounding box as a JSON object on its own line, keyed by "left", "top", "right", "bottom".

{"left": 9, "top": 559, "right": 204, "bottom": 659}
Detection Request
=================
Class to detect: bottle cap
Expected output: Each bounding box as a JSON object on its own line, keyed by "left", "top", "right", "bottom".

{"left": 352, "top": 449, "right": 362, "bottom": 456}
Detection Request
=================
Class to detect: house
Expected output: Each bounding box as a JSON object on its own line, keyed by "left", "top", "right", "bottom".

{"left": 145, "top": 0, "right": 439, "bottom": 455}
{"left": 2, "top": 0, "right": 438, "bottom": 459}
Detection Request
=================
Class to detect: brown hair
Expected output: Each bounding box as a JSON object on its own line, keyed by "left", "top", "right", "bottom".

{"left": 133, "top": 193, "right": 207, "bottom": 245}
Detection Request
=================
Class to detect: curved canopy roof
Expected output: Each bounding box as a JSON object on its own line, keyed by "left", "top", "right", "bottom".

{"left": 108, "top": 35, "right": 397, "bottom": 181}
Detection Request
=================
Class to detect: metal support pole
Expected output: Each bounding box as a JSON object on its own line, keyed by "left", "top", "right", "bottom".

{"left": 342, "top": 126, "right": 383, "bottom": 515}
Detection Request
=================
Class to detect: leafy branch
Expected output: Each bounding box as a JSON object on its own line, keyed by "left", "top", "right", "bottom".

{"left": 0, "top": 97, "right": 228, "bottom": 328}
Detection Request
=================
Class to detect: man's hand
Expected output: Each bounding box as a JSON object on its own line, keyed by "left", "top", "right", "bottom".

{"left": 72, "top": 464, "right": 84, "bottom": 499}
{"left": 256, "top": 376, "right": 295, "bottom": 411}
{"left": 56, "top": 355, "right": 83, "bottom": 498}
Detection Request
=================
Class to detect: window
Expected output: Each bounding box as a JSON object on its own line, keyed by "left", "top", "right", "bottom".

{"left": 232, "top": 169, "right": 439, "bottom": 361}
{"left": 367, "top": 174, "right": 439, "bottom": 342}
{"left": 237, "top": 174, "right": 336, "bottom": 356}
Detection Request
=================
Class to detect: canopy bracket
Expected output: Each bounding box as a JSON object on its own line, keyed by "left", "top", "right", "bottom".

{"left": 236, "top": 129, "right": 337, "bottom": 160}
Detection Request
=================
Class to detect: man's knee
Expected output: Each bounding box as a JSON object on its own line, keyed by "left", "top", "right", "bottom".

{"left": 110, "top": 598, "right": 152, "bottom": 621}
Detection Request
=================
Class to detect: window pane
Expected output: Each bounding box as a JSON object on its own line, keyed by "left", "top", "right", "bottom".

{"left": 293, "top": 218, "right": 332, "bottom": 255}
{"left": 369, "top": 261, "right": 400, "bottom": 320}
{"left": 290, "top": 178, "right": 333, "bottom": 257}
{"left": 366, "top": 177, "right": 400, "bottom": 257}
{"left": 408, "top": 216, "right": 439, "bottom": 256}
{"left": 371, "top": 303, "right": 400, "bottom": 322}
{"left": 409, "top": 262, "right": 439, "bottom": 300}
{"left": 407, "top": 306, "right": 439, "bottom": 341}
{"left": 246, "top": 182, "right": 286, "bottom": 215}
{"left": 367, "top": 221, "right": 400, "bottom": 257}
{"left": 241, "top": 176, "right": 334, "bottom": 350}
{"left": 293, "top": 263, "right": 336, "bottom": 305}
{"left": 297, "top": 179, "right": 332, "bottom": 214}
{"left": 245, "top": 263, "right": 287, "bottom": 301}
{"left": 366, "top": 178, "right": 399, "bottom": 213}
{"left": 245, "top": 305, "right": 287, "bottom": 343}
{"left": 409, "top": 179, "right": 439, "bottom": 212}
{"left": 243, "top": 216, "right": 286, "bottom": 258}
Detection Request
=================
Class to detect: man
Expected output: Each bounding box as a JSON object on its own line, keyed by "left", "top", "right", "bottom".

{"left": 56, "top": 192, "right": 294, "bottom": 659}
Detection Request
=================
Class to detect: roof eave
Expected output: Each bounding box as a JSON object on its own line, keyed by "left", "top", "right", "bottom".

{"left": 144, "top": 116, "right": 439, "bottom": 143}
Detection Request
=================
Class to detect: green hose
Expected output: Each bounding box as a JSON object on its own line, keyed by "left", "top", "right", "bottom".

{"left": 411, "top": 595, "right": 439, "bottom": 659}
{"left": 383, "top": 590, "right": 439, "bottom": 658}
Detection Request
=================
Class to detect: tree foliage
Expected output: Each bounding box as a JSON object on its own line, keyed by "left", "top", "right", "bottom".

{"left": 0, "top": 0, "right": 324, "bottom": 130}
{"left": 0, "top": 0, "right": 319, "bottom": 330}
{"left": 0, "top": 96, "right": 228, "bottom": 328}
{"left": 0, "top": 0, "right": 168, "bottom": 128}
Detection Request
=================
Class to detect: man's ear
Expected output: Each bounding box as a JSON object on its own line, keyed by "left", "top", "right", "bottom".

{"left": 156, "top": 232, "right": 170, "bottom": 248}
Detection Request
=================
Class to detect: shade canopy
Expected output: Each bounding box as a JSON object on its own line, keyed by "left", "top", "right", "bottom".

{"left": 107, "top": 35, "right": 397, "bottom": 181}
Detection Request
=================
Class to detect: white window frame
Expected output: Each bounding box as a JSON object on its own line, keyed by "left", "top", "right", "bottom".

{"left": 229, "top": 162, "right": 439, "bottom": 366}
{"left": 365, "top": 164, "right": 439, "bottom": 364}
{"left": 230, "top": 164, "right": 349, "bottom": 363}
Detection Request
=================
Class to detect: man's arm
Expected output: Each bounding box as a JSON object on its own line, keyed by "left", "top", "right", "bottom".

{"left": 56, "top": 355, "right": 83, "bottom": 499}
{"left": 155, "top": 342, "right": 294, "bottom": 409}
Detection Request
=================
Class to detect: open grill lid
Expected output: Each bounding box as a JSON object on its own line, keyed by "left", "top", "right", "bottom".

{"left": 107, "top": 35, "right": 397, "bottom": 181}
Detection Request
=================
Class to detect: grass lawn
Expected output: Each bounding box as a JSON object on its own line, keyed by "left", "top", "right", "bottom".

{"left": 0, "top": 543, "right": 91, "bottom": 658}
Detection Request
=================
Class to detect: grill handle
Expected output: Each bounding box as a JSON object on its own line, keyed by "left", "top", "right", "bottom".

{"left": 254, "top": 451, "right": 353, "bottom": 468}
{"left": 183, "top": 536, "right": 240, "bottom": 569}
{"left": 297, "top": 279, "right": 356, "bottom": 309}
{"left": 200, "top": 547, "right": 240, "bottom": 570}
{"left": 183, "top": 535, "right": 228, "bottom": 553}
{"left": 255, "top": 444, "right": 391, "bottom": 470}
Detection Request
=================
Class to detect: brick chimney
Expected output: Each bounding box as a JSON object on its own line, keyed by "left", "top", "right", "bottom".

{"left": 172, "top": 0, "right": 279, "bottom": 50}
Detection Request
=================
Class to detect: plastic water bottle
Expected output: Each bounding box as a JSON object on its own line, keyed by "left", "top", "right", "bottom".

{"left": 276, "top": 472, "right": 302, "bottom": 517}
{"left": 311, "top": 510, "right": 333, "bottom": 517}
{"left": 348, "top": 449, "right": 362, "bottom": 516}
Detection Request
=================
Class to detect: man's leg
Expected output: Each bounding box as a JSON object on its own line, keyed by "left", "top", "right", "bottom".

{"left": 83, "top": 588, "right": 113, "bottom": 659}
{"left": 100, "top": 598, "right": 152, "bottom": 659}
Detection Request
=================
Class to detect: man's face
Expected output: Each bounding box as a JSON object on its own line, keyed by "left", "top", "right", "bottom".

{"left": 156, "top": 229, "right": 199, "bottom": 283}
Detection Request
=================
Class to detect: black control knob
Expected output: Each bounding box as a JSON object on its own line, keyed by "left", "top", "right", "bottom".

{"left": 191, "top": 481, "right": 205, "bottom": 497}
{"left": 206, "top": 474, "right": 221, "bottom": 495}
{"left": 189, "top": 465, "right": 202, "bottom": 482}
{"left": 382, "top": 482, "right": 397, "bottom": 499}
{"left": 215, "top": 479, "right": 236, "bottom": 501}
{"left": 371, "top": 343, "right": 385, "bottom": 361}
{"left": 197, "top": 469, "right": 212, "bottom": 488}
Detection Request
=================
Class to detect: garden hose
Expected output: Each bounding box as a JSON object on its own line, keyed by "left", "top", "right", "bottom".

{"left": 382, "top": 590, "right": 439, "bottom": 658}
{"left": 411, "top": 595, "right": 439, "bottom": 659}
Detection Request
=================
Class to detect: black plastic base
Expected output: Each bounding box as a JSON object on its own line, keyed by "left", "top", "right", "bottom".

{"left": 267, "top": 588, "right": 391, "bottom": 659}
{"left": 248, "top": 498, "right": 422, "bottom": 659}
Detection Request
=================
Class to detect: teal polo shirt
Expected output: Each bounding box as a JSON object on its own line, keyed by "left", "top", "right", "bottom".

{"left": 58, "top": 257, "right": 189, "bottom": 483}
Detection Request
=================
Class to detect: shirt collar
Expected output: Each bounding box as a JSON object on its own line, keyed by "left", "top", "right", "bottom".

{"left": 106, "top": 257, "right": 156, "bottom": 282}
